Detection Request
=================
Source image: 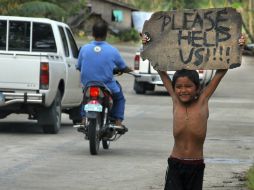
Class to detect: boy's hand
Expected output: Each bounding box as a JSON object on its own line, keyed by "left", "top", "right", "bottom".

{"left": 157, "top": 70, "right": 167, "bottom": 75}
{"left": 239, "top": 34, "right": 246, "bottom": 47}
{"left": 216, "top": 69, "right": 228, "bottom": 74}
{"left": 140, "top": 32, "right": 152, "bottom": 45}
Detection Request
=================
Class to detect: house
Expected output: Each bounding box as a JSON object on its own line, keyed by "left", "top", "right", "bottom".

{"left": 88, "top": 0, "right": 138, "bottom": 31}
{"left": 68, "top": 0, "right": 138, "bottom": 34}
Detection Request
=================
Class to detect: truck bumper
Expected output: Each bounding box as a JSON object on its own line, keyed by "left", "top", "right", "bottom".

{"left": 0, "top": 92, "right": 45, "bottom": 107}
{"left": 133, "top": 73, "right": 173, "bottom": 85}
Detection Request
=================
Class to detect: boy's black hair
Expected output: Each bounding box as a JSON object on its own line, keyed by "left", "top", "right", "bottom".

{"left": 172, "top": 69, "right": 200, "bottom": 89}
{"left": 92, "top": 21, "right": 108, "bottom": 39}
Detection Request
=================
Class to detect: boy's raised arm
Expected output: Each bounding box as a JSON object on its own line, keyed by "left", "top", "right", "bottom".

{"left": 141, "top": 33, "right": 176, "bottom": 101}
{"left": 201, "top": 34, "right": 245, "bottom": 100}
{"left": 201, "top": 69, "right": 228, "bottom": 100}
{"left": 157, "top": 70, "right": 177, "bottom": 101}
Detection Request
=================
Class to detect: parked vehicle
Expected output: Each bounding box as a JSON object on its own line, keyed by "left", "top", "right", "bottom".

{"left": 74, "top": 69, "right": 128, "bottom": 155}
{"left": 133, "top": 48, "right": 215, "bottom": 94}
{"left": 0, "top": 16, "right": 83, "bottom": 133}
{"left": 243, "top": 43, "right": 254, "bottom": 56}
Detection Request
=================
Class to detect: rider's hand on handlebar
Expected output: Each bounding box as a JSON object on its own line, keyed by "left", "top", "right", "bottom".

{"left": 113, "top": 67, "right": 133, "bottom": 75}
{"left": 123, "top": 66, "right": 133, "bottom": 73}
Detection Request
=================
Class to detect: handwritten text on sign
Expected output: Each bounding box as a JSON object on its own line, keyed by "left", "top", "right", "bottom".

{"left": 141, "top": 8, "right": 242, "bottom": 71}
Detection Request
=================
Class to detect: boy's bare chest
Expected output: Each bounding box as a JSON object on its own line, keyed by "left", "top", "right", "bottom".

{"left": 174, "top": 101, "right": 208, "bottom": 119}
{"left": 173, "top": 102, "right": 209, "bottom": 131}
{"left": 173, "top": 103, "right": 208, "bottom": 142}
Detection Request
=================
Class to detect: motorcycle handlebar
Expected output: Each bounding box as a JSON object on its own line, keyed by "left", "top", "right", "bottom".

{"left": 113, "top": 68, "right": 124, "bottom": 75}
{"left": 113, "top": 67, "right": 133, "bottom": 75}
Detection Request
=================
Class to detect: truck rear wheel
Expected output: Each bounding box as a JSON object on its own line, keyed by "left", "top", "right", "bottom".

{"left": 134, "top": 80, "right": 146, "bottom": 94}
{"left": 68, "top": 104, "right": 82, "bottom": 125}
{"left": 39, "top": 90, "right": 62, "bottom": 134}
{"left": 134, "top": 80, "right": 155, "bottom": 94}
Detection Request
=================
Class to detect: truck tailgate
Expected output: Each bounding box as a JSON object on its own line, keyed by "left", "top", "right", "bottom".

{"left": 0, "top": 54, "right": 41, "bottom": 90}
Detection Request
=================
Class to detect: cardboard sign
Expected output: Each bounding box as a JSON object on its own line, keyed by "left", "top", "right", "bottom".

{"left": 141, "top": 7, "right": 242, "bottom": 71}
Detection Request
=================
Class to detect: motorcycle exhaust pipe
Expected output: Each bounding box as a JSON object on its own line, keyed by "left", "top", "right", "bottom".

{"left": 102, "top": 126, "right": 116, "bottom": 139}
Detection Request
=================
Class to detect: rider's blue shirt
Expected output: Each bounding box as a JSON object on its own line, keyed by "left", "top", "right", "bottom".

{"left": 77, "top": 41, "right": 127, "bottom": 93}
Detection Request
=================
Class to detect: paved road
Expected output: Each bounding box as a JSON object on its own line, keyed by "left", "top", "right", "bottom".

{"left": 202, "top": 55, "right": 254, "bottom": 190}
{"left": 0, "top": 45, "right": 253, "bottom": 190}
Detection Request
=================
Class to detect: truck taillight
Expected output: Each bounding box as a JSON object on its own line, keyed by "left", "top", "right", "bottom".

{"left": 90, "top": 87, "right": 100, "bottom": 98}
{"left": 134, "top": 54, "right": 140, "bottom": 70}
{"left": 40, "top": 62, "right": 49, "bottom": 89}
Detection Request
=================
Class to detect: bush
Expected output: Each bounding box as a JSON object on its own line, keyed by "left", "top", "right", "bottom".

{"left": 118, "top": 28, "right": 140, "bottom": 42}
{"left": 247, "top": 165, "right": 254, "bottom": 190}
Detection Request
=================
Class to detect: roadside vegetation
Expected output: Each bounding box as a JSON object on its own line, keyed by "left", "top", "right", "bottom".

{"left": 0, "top": 0, "right": 253, "bottom": 44}
{"left": 129, "top": 0, "right": 254, "bottom": 43}
{"left": 247, "top": 165, "right": 254, "bottom": 190}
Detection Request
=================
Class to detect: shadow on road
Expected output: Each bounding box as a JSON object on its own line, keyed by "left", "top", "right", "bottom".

{"left": 0, "top": 122, "right": 72, "bottom": 134}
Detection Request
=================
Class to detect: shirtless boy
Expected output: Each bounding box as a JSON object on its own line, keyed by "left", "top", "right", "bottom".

{"left": 158, "top": 69, "right": 226, "bottom": 190}
{"left": 155, "top": 35, "right": 246, "bottom": 190}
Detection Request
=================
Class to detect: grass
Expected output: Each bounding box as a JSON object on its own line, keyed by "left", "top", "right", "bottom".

{"left": 247, "top": 165, "right": 254, "bottom": 190}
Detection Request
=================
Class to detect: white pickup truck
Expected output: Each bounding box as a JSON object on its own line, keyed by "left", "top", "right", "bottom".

{"left": 0, "top": 16, "right": 83, "bottom": 133}
{"left": 133, "top": 48, "right": 215, "bottom": 94}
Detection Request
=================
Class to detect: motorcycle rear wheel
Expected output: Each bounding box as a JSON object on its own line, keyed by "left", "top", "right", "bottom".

{"left": 88, "top": 117, "right": 101, "bottom": 155}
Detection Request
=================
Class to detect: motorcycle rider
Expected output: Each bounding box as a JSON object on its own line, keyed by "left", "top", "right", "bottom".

{"left": 76, "top": 21, "right": 132, "bottom": 131}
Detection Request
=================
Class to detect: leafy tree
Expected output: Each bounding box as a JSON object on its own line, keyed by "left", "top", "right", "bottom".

{"left": 0, "top": 0, "right": 87, "bottom": 21}
{"left": 127, "top": 0, "right": 253, "bottom": 42}
{"left": 0, "top": 0, "right": 21, "bottom": 15}
{"left": 20, "top": 1, "right": 65, "bottom": 19}
{"left": 128, "top": 0, "right": 212, "bottom": 11}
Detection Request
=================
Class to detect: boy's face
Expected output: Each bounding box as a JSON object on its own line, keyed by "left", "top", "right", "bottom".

{"left": 174, "top": 76, "right": 198, "bottom": 104}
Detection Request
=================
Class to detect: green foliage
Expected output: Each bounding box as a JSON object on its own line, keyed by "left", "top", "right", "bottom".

{"left": 107, "top": 34, "right": 121, "bottom": 44}
{"left": 129, "top": 0, "right": 160, "bottom": 11}
{"left": 61, "top": 0, "right": 87, "bottom": 17}
{"left": 129, "top": 0, "right": 217, "bottom": 11}
{"left": 118, "top": 28, "right": 140, "bottom": 42}
{"left": 128, "top": 0, "right": 250, "bottom": 11}
{"left": 128, "top": 0, "right": 253, "bottom": 43}
{"left": 230, "top": 2, "right": 242, "bottom": 9}
{"left": 16, "top": 1, "right": 66, "bottom": 19}
{"left": 247, "top": 166, "right": 254, "bottom": 190}
{"left": 0, "top": 0, "right": 87, "bottom": 21}
{"left": 0, "top": 0, "right": 20, "bottom": 15}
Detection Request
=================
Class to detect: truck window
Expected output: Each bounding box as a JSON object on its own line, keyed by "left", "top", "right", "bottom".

{"left": 66, "top": 28, "right": 79, "bottom": 58}
{"left": 58, "top": 26, "right": 69, "bottom": 57}
{"left": 9, "top": 21, "right": 30, "bottom": 51}
{"left": 32, "top": 22, "right": 57, "bottom": 52}
{"left": 0, "top": 20, "right": 7, "bottom": 50}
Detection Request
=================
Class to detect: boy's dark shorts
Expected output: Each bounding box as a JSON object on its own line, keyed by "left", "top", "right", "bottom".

{"left": 164, "top": 156, "right": 205, "bottom": 190}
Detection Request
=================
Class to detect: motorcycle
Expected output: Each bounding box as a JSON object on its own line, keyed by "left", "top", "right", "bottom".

{"left": 74, "top": 68, "right": 129, "bottom": 155}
